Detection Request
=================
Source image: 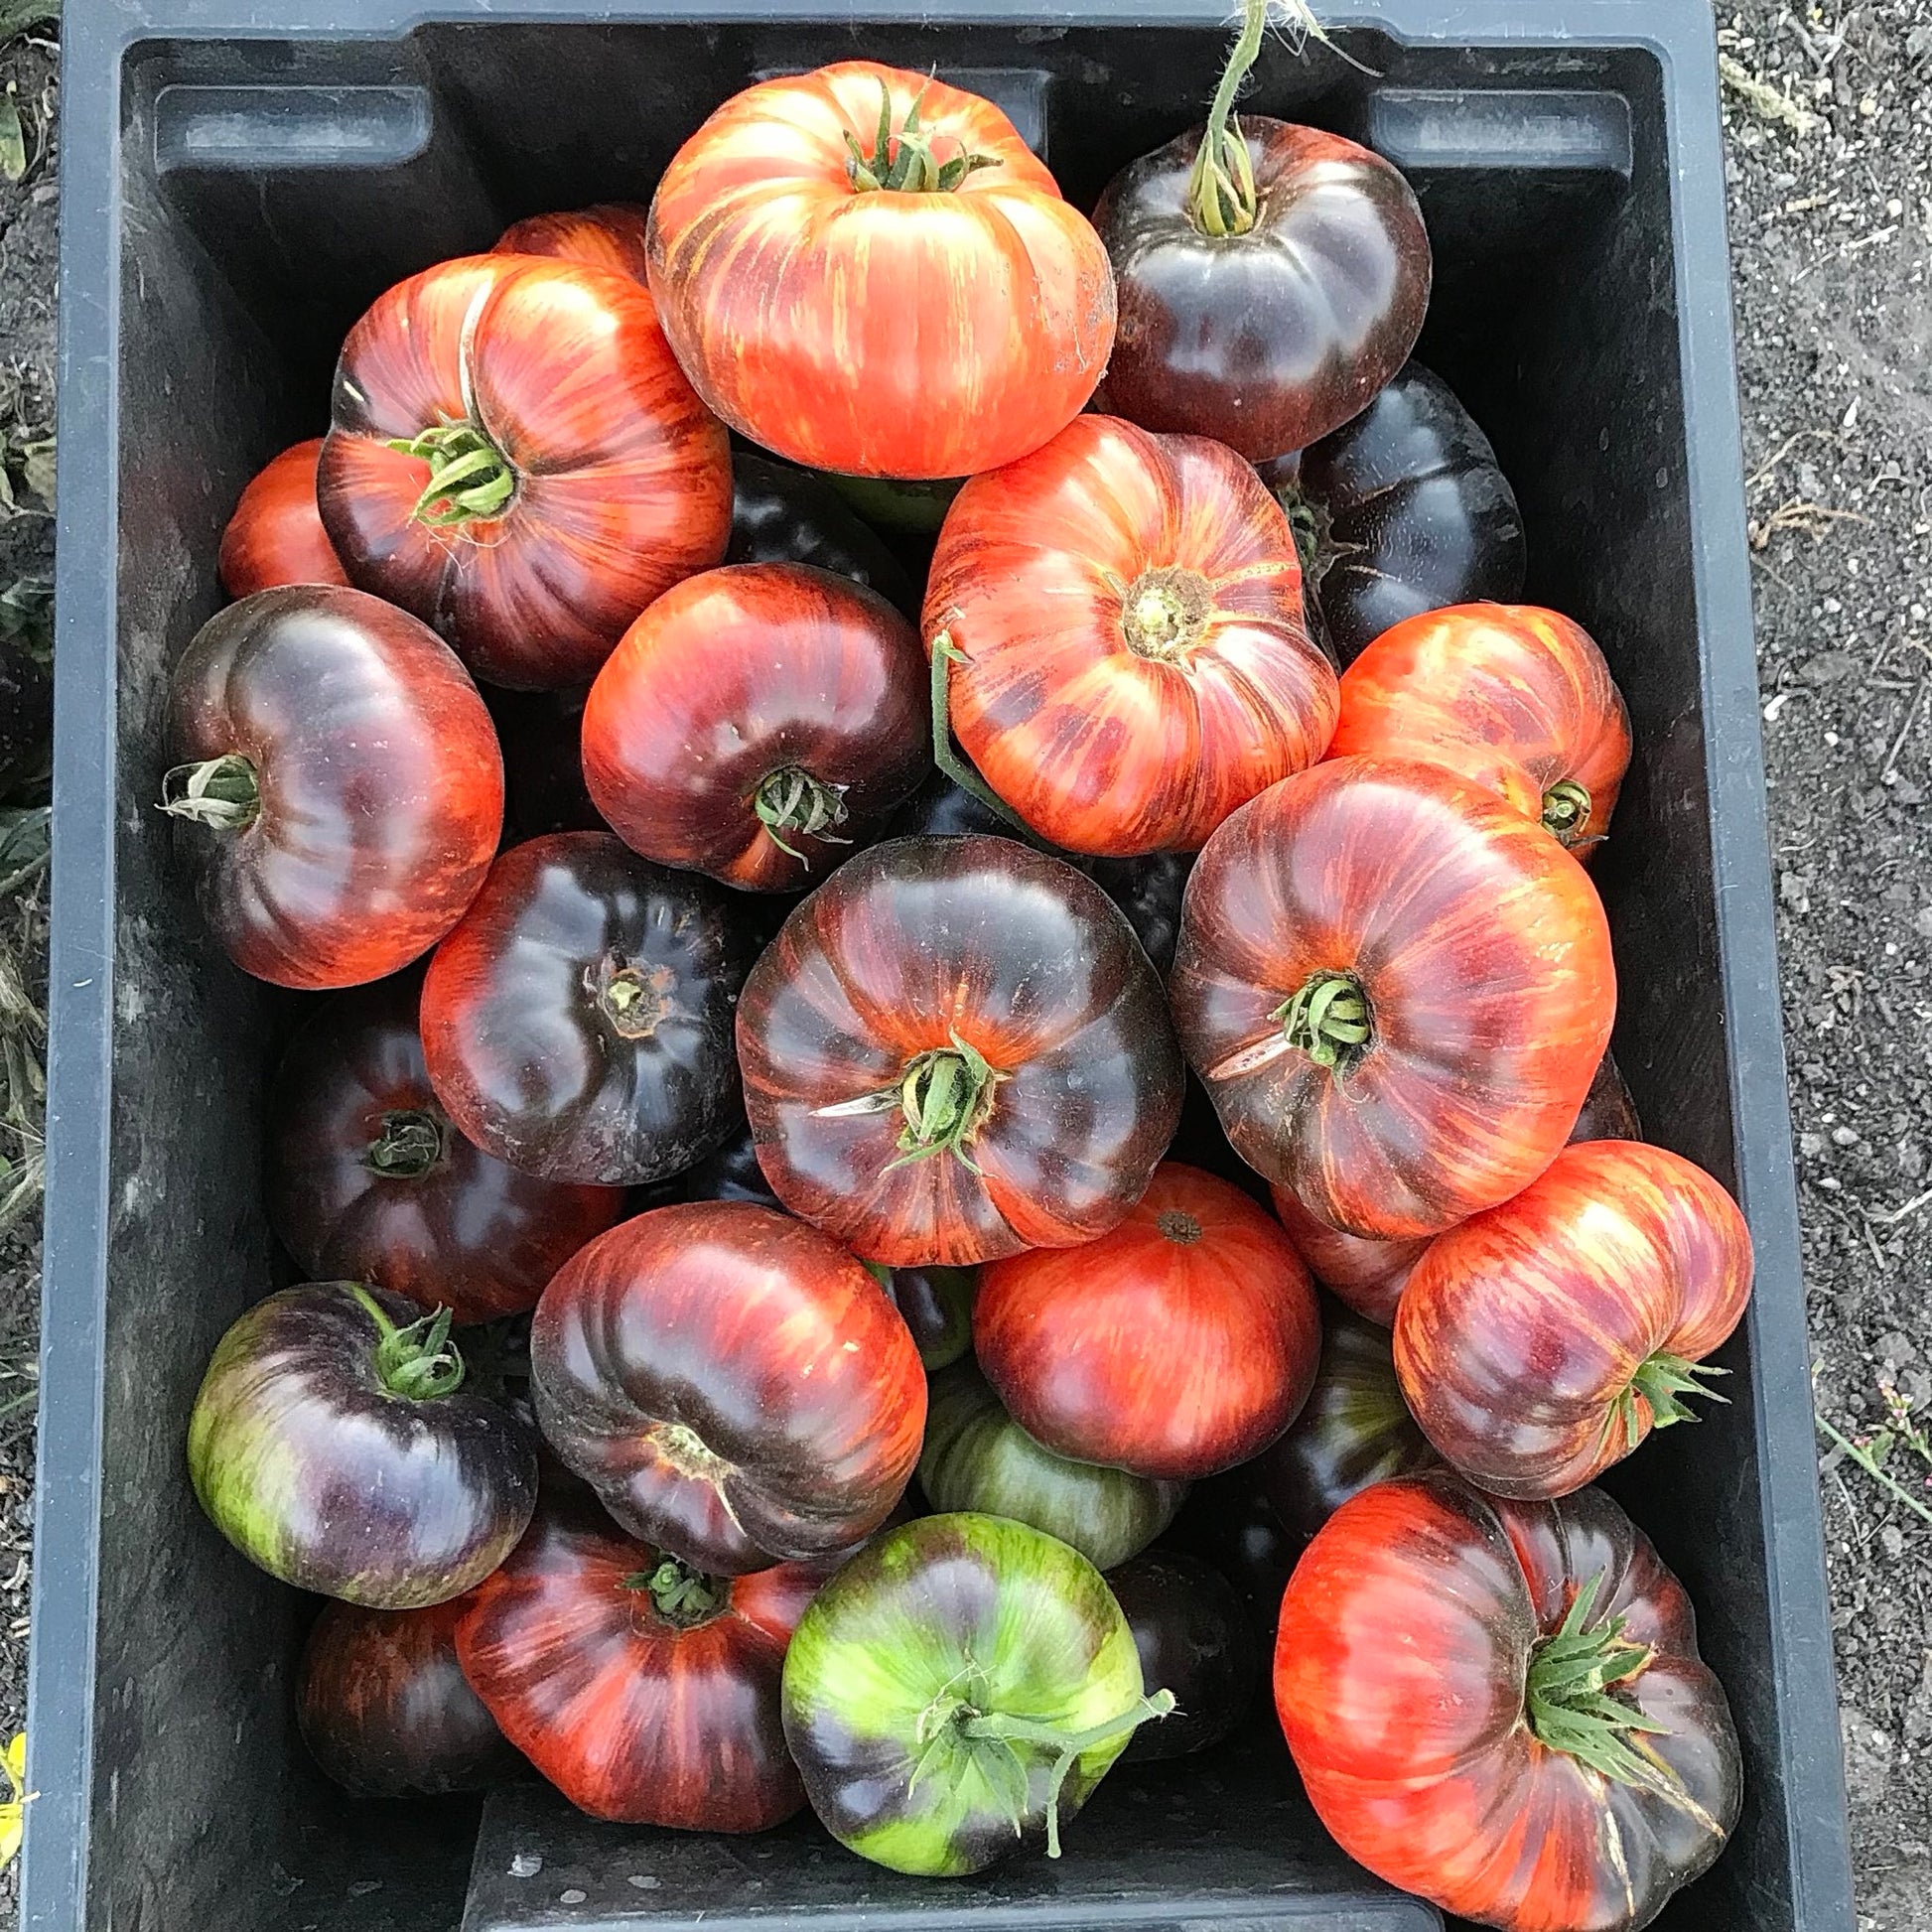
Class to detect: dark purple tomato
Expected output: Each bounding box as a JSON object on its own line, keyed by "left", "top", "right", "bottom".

{"left": 1263, "top": 361, "right": 1526, "bottom": 663}
{"left": 420, "top": 832, "right": 751, "bottom": 1186}
{"left": 1090, "top": 14, "right": 1429, "bottom": 464}
{"left": 1258, "top": 1299, "right": 1438, "bottom": 1546}
{"left": 728, "top": 454, "right": 919, "bottom": 618}
{"left": 298, "top": 1594, "right": 523, "bottom": 1796}
{"left": 1162, "top": 1465, "right": 1298, "bottom": 1637}
{"left": 188, "top": 1282, "right": 538, "bottom": 1607}
{"left": 1090, "top": 852, "right": 1192, "bottom": 978}
{"left": 265, "top": 973, "right": 625, "bottom": 1324}
{"left": 1107, "top": 1551, "right": 1259, "bottom": 1762}
{"left": 884, "top": 770, "right": 1018, "bottom": 843}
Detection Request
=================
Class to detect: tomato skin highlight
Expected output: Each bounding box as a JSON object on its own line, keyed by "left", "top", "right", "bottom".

{"left": 1394, "top": 1141, "right": 1754, "bottom": 1500}
{"left": 926, "top": 416, "right": 1335, "bottom": 857}
{"left": 298, "top": 1594, "right": 522, "bottom": 1797}
{"left": 456, "top": 1487, "right": 813, "bottom": 1831}
{"left": 162, "top": 585, "right": 503, "bottom": 991}
{"left": 421, "top": 832, "right": 750, "bottom": 1187}
{"left": 583, "top": 562, "right": 929, "bottom": 892}
{"left": 493, "top": 202, "right": 651, "bottom": 284}
{"left": 530, "top": 1202, "right": 926, "bottom": 1575}
{"left": 1171, "top": 756, "right": 1616, "bottom": 1238}
{"left": 1094, "top": 120, "right": 1430, "bottom": 463}
{"left": 975, "top": 1164, "right": 1319, "bottom": 1480}
{"left": 1332, "top": 603, "right": 1633, "bottom": 861}
{"left": 319, "top": 253, "right": 731, "bottom": 689}
{"left": 265, "top": 973, "right": 624, "bottom": 1324}
{"left": 218, "top": 439, "right": 349, "bottom": 597}
{"left": 737, "top": 834, "right": 1184, "bottom": 1267}
{"left": 646, "top": 63, "right": 1117, "bottom": 481}
{"left": 1275, "top": 1471, "right": 1741, "bottom": 1932}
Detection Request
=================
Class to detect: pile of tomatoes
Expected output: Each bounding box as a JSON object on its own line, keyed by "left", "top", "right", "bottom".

{"left": 170, "top": 11, "right": 1751, "bottom": 1929}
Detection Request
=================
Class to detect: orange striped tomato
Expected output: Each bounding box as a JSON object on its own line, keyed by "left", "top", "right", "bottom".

{"left": 1331, "top": 604, "right": 1632, "bottom": 860}
{"left": 645, "top": 63, "right": 1116, "bottom": 480}
{"left": 1267, "top": 1185, "right": 1426, "bottom": 1327}
{"left": 1276, "top": 1472, "right": 1741, "bottom": 1932}
{"left": 493, "top": 203, "right": 651, "bottom": 285}
{"left": 1394, "top": 1141, "right": 1752, "bottom": 1500}
{"left": 924, "top": 416, "right": 1337, "bottom": 856}
{"left": 1171, "top": 758, "right": 1616, "bottom": 1239}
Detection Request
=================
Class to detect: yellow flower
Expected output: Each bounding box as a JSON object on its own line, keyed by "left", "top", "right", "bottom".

{"left": 0, "top": 1732, "right": 27, "bottom": 1869}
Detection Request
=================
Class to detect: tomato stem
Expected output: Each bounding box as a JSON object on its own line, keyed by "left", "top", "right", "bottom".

{"left": 1524, "top": 1572, "right": 1680, "bottom": 1791}
{"left": 1603, "top": 1350, "right": 1730, "bottom": 1455}
{"left": 387, "top": 419, "right": 517, "bottom": 527}
{"left": 926, "top": 632, "right": 1057, "bottom": 846}
{"left": 845, "top": 79, "right": 1005, "bottom": 195}
{"left": 754, "top": 765, "right": 852, "bottom": 866}
{"left": 363, "top": 1108, "right": 446, "bottom": 1179}
{"left": 347, "top": 1283, "right": 466, "bottom": 1400}
{"left": 957, "top": 1689, "right": 1176, "bottom": 1857}
{"left": 1187, "top": 0, "right": 1270, "bottom": 236}
{"left": 1541, "top": 779, "right": 1596, "bottom": 846}
{"left": 624, "top": 1554, "right": 729, "bottom": 1629}
{"left": 595, "top": 960, "right": 673, "bottom": 1041}
{"left": 887, "top": 1032, "right": 1004, "bottom": 1173}
{"left": 1120, "top": 568, "right": 1213, "bottom": 662}
{"left": 1157, "top": 1209, "right": 1204, "bottom": 1246}
{"left": 158, "top": 754, "right": 261, "bottom": 832}
{"left": 1273, "top": 971, "right": 1372, "bottom": 1074}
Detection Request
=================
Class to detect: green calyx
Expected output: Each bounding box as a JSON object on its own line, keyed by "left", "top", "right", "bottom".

{"left": 1604, "top": 1350, "right": 1729, "bottom": 1454}
{"left": 624, "top": 1555, "right": 728, "bottom": 1630}
{"left": 363, "top": 1109, "right": 446, "bottom": 1179}
{"left": 754, "top": 765, "right": 852, "bottom": 865}
{"left": 1273, "top": 972, "right": 1372, "bottom": 1074}
{"left": 348, "top": 1283, "right": 465, "bottom": 1402}
{"left": 846, "top": 80, "right": 1004, "bottom": 195}
{"left": 1542, "top": 779, "right": 1594, "bottom": 845}
{"left": 158, "top": 754, "right": 261, "bottom": 832}
{"left": 914, "top": 1676, "right": 1176, "bottom": 1860}
{"left": 890, "top": 1033, "right": 1003, "bottom": 1173}
{"left": 386, "top": 419, "right": 517, "bottom": 527}
{"left": 1186, "top": 0, "right": 1269, "bottom": 237}
{"left": 1524, "top": 1573, "right": 1674, "bottom": 1788}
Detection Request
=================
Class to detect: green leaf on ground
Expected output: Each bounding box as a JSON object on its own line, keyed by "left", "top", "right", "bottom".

{"left": 0, "top": 91, "right": 21, "bottom": 185}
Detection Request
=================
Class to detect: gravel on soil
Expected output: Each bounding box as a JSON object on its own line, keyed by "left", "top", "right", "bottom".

{"left": 2, "top": 4, "right": 1931, "bottom": 1927}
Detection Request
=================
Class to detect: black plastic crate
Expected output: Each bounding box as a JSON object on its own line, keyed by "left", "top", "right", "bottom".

{"left": 31, "top": 4, "right": 1855, "bottom": 1930}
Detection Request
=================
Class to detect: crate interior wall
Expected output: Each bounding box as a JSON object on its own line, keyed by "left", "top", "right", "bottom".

{"left": 31, "top": 7, "right": 1852, "bottom": 1932}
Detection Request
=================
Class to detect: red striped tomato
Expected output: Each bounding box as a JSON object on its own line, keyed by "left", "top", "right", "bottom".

{"left": 494, "top": 202, "right": 650, "bottom": 285}
{"left": 218, "top": 440, "right": 348, "bottom": 598}
{"left": 1394, "top": 1141, "right": 1753, "bottom": 1499}
{"left": 645, "top": 63, "right": 1116, "bottom": 480}
{"left": 924, "top": 416, "right": 1336, "bottom": 856}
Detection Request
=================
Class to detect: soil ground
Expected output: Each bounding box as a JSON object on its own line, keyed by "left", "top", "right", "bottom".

{"left": 1, "top": 2, "right": 1930, "bottom": 1926}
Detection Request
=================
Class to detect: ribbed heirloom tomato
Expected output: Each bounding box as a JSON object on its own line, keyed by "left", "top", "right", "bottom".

{"left": 1395, "top": 1142, "right": 1754, "bottom": 1499}
{"left": 975, "top": 1164, "right": 1320, "bottom": 1480}
{"left": 737, "top": 835, "right": 1183, "bottom": 1267}
{"left": 159, "top": 586, "right": 503, "bottom": 990}
{"left": 457, "top": 1486, "right": 820, "bottom": 1830}
{"left": 1171, "top": 757, "right": 1616, "bottom": 1238}
{"left": 646, "top": 63, "right": 1116, "bottom": 479}
{"left": 531, "top": 1203, "right": 926, "bottom": 1574}
{"left": 924, "top": 415, "right": 1337, "bottom": 856}
{"left": 1276, "top": 1472, "right": 1741, "bottom": 1932}
{"left": 582, "top": 562, "right": 929, "bottom": 891}
{"left": 319, "top": 253, "right": 731, "bottom": 688}
{"left": 265, "top": 975, "right": 624, "bottom": 1324}
{"left": 1332, "top": 604, "right": 1633, "bottom": 859}
{"left": 218, "top": 439, "right": 348, "bottom": 597}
